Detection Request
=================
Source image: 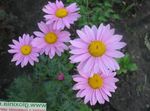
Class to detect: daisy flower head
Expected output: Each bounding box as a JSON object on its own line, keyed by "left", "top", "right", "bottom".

{"left": 73, "top": 71, "right": 118, "bottom": 105}
{"left": 32, "top": 21, "right": 71, "bottom": 59}
{"left": 42, "top": 0, "right": 80, "bottom": 29}
{"left": 69, "top": 24, "right": 126, "bottom": 75}
{"left": 8, "top": 34, "right": 39, "bottom": 67}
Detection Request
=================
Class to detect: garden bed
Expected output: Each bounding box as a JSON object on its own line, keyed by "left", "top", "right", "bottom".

{"left": 0, "top": 0, "right": 150, "bottom": 111}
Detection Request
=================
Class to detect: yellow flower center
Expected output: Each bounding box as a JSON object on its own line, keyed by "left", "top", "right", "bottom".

{"left": 44, "top": 32, "right": 58, "bottom": 44}
{"left": 55, "top": 8, "right": 68, "bottom": 18}
{"left": 88, "top": 74, "right": 103, "bottom": 89}
{"left": 88, "top": 41, "right": 106, "bottom": 57}
{"left": 21, "top": 45, "right": 32, "bottom": 55}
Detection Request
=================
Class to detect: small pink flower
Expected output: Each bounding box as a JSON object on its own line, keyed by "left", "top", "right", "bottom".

{"left": 69, "top": 24, "right": 126, "bottom": 76}
{"left": 43, "top": 0, "right": 80, "bottom": 29}
{"left": 57, "top": 73, "right": 65, "bottom": 81}
{"left": 32, "top": 21, "right": 70, "bottom": 59}
{"left": 73, "top": 71, "right": 118, "bottom": 105}
{"left": 8, "top": 34, "right": 39, "bottom": 67}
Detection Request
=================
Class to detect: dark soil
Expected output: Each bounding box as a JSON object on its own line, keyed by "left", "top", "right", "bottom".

{"left": 110, "top": 0, "right": 150, "bottom": 111}
{"left": 0, "top": 0, "right": 150, "bottom": 111}
{"left": 0, "top": 0, "right": 48, "bottom": 98}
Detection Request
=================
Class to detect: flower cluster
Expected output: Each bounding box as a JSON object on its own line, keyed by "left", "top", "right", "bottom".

{"left": 70, "top": 25, "right": 126, "bottom": 105}
{"left": 8, "top": 0, "right": 80, "bottom": 67}
{"left": 8, "top": 0, "right": 126, "bottom": 106}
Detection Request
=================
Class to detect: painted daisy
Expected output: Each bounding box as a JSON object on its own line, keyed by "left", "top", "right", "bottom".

{"left": 8, "top": 34, "right": 39, "bottom": 67}
{"left": 31, "top": 21, "right": 71, "bottom": 59}
{"left": 69, "top": 24, "right": 126, "bottom": 75}
{"left": 73, "top": 71, "right": 118, "bottom": 105}
{"left": 42, "top": 0, "right": 80, "bottom": 29}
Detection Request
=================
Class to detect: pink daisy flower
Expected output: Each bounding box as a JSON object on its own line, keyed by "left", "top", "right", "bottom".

{"left": 8, "top": 34, "right": 39, "bottom": 67}
{"left": 31, "top": 21, "right": 71, "bottom": 59}
{"left": 42, "top": 0, "right": 80, "bottom": 29}
{"left": 73, "top": 71, "right": 118, "bottom": 105}
{"left": 69, "top": 24, "right": 126, "bottom": 75}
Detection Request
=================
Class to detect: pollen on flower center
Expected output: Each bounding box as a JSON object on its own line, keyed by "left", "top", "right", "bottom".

{"left": 56, "top": 8, "right": 68, "bottom": 18}
{"left": 88, "top": 74, "right": 103, "bottom": 89}
{"left": 88, "top": 41, "right": 106, "bottom": 57}
{"left": 45, "top": 32, "right": 58, "bottom": 44}
{"left": 21, "top": 45, "right": 32, "bottom": 55}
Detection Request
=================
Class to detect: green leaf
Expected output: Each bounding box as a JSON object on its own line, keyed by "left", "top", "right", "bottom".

{"left": 117, "top": 54, "right": 138, "bottom": 75}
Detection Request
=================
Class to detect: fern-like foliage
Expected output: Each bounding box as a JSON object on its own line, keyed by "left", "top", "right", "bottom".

{"left": 6, "top": 53, "right": 100, "bottom": 111}
{"left": 117, "top": 54, "right": 138, "bottom": 75}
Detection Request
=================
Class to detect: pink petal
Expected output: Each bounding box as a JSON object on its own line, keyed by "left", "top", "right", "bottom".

{"left": 91, "top": 25, "right": 98, "bottom": 37}
{"left": 84, "top": 25, "right": 95, "bottom": 40}
{"left": 49, "top": 47, "right": 55, "bottom": 59}
{"left": 8, "top": 49, "right": 19, "bottom": 54}
{"left": 8, "top": 44, "right": 17, "bottom": 49}
{"left": 73, "top": 75, "right": 86, "bottom": 82}
{"left": 107, "top": 42, "right": 126, "bottom": 50}
{"left": 56, "top": 0, "right": 64, "bottom": 8}
{"left": 42, "top": 6, "right": 55, "bottom": 14}
{"left": 70, "top": 53, "right": 90, "bottom": 63}
{"left": 73, "top": 83, "right": 87, "bottom": 90}
{"left": 38, "top": 21, "right": 49, "bottom": 33}
{"left": 76, "top": 30, "right": 91, "bottom": 43}
{"left": 15, "top": 57, "right": 23, "bottom": 66}
{"left": 106, "top": 50, "right": 124, "bottom": 58}
{"left": 98, "top": 59, "right": 109, "bottom": 75}
{"left": 76, "top": 90, "right": 83, "bottom": 98}
{"left": 19, "top": 36, "right": 24, "bottom": 44}
{"left": 105, "top": 35, "right": 123, "bottom": 44}
{"left": 96, "top": 24, "right": 104, "bottom": 40}
{"left": 100, "top": 90, "right": 109, "bottom": 102}
{"left": 70, "top": 39, "right": 88, "bottom": 48}
{"left": 104, "top": 84, "right": 115, "bottom": 92}
{"left": 101, "top": 25, "right": 114, "bottom": 42}
{"left": 77, "top": 61, "right": 86, "bottom": 70}
{"left": 63, "top": 18, "right": 70, "bottom": 28}
{"left": 29, "top": 54, "right": 39, "bottom": 62}
{"left": 31, "top": 38, "right": 46, "bottom": 49}
{"left": 44, "top": 47, "right": 50, "bottom": 55}
{"left": 91, "top": 91, "right": 97, "bottom": 105}
{"left": 101, "top": 88, "right": 112, "bottom": 97}
{"left": 81, "top": 57, "right": 94, "bottom": 74}
{"left": 101, "top": 55, "right": 116, "bottom": 71}
{"left": 56, "top": 19, "right": 64, "bottom": 29}
{"left": 69, "top": 48, "right": 88, "bottom": 54}
{"left": 29, "top": 59, "right": 34, "bottom": 66}
{"left": 55, "top": 49, "right": 61, "bottom": 56}
{"left": 93, "top": 58, "right": 100, "bottom": 73}
{"left": 48, "top": 2, "right": 57, "bottom": 10}
{"left": 44, "top": 14, "right": 55, "bottom": 20}
{"left": 24, "top": 35, "right": 31, "bottom": 45}
{"left": 80, "top": 88, "right": 90, "bottom": 98}
{"left": 34, "top": 31, "right": 45, "bottom": 37}
{"left": 12, "top": 40, "right": 20, "bottom": 46}
{"left": 22, "top": 57, "right": 29, "bottom": 66}
{"left": 66, "top": 3, "right": 80, "bottom": 13}
{"left": 11, "top": 53, "right": 21, "bottom": 62}
{"left": 58, "top": 31, "right": 70, "bottom": 42}
{"left": 84, "top": 88, "right": 93, "bottom": 104}
{"left": 110, "top": 58, "right": 120, "bottom": 70}
{"left": 96, "top": 89, "right": 105, "bottom": 104}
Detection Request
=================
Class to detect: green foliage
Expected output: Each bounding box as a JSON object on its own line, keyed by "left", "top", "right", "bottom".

{"left": 6, "top": 75, "right": 47, "bottom": 102}
{"left": 67, "top": 0, "right": 120, "bottom": 27}
{"left": 6, "top": 53, "right": 99, "bottom": 111}
{"left": 117, "top": 54, "right": 138, "bottom": 75}
{"left": 34, "top": 53, "right": 74, "bottom": 81}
